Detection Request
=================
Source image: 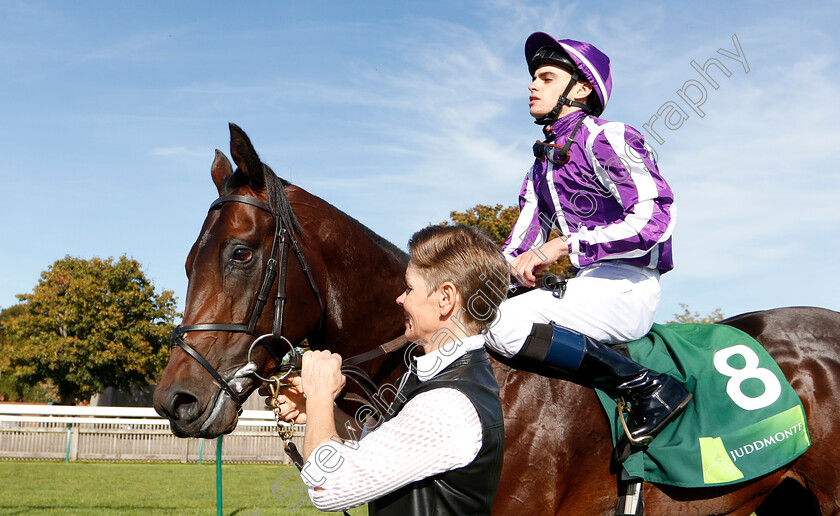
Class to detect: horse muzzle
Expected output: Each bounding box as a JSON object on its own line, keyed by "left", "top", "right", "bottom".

{"left": 154, "top": 383, "right": 239, "bottom": 438}
{"left": 153, "top": 358, "right": 257, "bottom": 438}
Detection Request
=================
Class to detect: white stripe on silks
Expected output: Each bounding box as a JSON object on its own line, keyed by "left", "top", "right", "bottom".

{"left": 584, "top": 245, "right": 649, "bottom": 261}
{"left": 570, "top": 250, "right": 582, "bottom": 268}
{"left": 601, "top": 122, "right": 658, "bottom": 203}
{"left": 576, "top": 200, "right": 654, "bottom": 250}
{"left": 560, "top": 43, "right": 609, "bottom": 111}
{"left": 647, "top": 243, "right": 659, "bottom": 268}
{"left": 583, "top": 118, "right": 624, "bottom": 209}
{"left": 546, "top": 162, "right": 573, "bottom": 238}
{"left": 578, "top": 200, "right": 675, "bottom": 263}
{"left": 505, "top": 167, "right": 544, "bottom": 258}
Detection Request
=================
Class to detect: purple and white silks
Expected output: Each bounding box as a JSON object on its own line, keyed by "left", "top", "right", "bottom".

{"left": 502, "top": 110, "right": 675, "bottom": 273}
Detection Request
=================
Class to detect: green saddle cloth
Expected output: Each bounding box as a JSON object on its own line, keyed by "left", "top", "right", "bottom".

{"left": 595, "top": 323, "right": 810, "bottom": 488}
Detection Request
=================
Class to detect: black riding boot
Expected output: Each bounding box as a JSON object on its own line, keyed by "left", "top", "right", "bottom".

{"left": 516, "top": 323, "right": 692, "bottom": 443}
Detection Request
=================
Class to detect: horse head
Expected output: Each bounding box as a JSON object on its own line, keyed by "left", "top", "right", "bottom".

{"left": 154, "top": 123, "right": 408, "bottom": 438}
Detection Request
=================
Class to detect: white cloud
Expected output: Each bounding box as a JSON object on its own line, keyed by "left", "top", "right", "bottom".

{"left": 150, "top": 146, "right": 208, "bottom": 159}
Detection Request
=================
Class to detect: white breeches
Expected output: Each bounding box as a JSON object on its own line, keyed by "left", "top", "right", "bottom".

{"left": 486, "top": 262, "right": 662, "bottom": 358}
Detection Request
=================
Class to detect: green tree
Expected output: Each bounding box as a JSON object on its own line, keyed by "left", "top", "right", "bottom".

{"left": 443, "top": 203, "right": 573, "bottom": 278}
{"left": 666, "top": 303, "right": 725, "bottom": 324}
{"left": 0, "top": 304, "right": 46, "bottom": 402}
{"left": 0, "top": 256, "right": 178, "bottom": 404}
{"left": 444, "top": 204, "right": 520, "bottom": 247}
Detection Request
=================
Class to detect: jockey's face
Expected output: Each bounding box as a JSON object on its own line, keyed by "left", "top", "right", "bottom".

{"left": 396, "top": 265, "right": 442, "bottom": 345}
{"left": 529, "top": 64, "right": 592, "bottom": 120}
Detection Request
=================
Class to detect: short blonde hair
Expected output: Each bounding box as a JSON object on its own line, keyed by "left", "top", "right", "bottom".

{"left": 407, "top": 225, "right": 509, "bottom": 333}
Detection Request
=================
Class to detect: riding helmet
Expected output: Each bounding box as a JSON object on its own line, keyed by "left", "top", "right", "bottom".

{"left": 525, "top": 32, "right": 612, "bottom": 117}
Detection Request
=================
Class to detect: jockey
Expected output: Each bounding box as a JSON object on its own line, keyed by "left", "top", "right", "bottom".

{"left": 486, "top": 32, "right": 691, "bottom": 444}
{"left": 275, "top": 225, "right": 506, "bottom": 515}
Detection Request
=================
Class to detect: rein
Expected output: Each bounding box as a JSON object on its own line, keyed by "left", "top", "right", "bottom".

{"left": 267, "top": 333, "right": 411, "bottom": 478}
{"left": 272, "top": 334, "right": 412, "bottom": 424}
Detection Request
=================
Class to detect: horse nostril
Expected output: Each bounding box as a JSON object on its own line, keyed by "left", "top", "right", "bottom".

{"left": 172, "top": 392, "right": 200, "bottom": 422}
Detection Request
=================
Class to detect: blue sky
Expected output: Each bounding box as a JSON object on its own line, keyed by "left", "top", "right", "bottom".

{"left": 1, "top": 1, "right": 838, "bottom": 323}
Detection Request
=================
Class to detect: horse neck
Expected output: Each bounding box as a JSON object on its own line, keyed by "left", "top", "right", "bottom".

{"left": 287, "top": 186, "right": 408, "bottom": 358}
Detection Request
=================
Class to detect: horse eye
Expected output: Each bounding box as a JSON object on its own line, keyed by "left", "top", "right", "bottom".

{"left": 232, "top": 248, "right": 253, "bottom": 263}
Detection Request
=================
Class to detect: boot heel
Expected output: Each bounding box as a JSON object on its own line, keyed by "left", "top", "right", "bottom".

{"left": 629, "top": 376, "right": 692, "bottom": 442}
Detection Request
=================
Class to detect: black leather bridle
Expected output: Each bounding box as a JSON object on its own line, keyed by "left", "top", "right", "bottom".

{"left": 170, "top": 179, "right": 325, "bottom": 415}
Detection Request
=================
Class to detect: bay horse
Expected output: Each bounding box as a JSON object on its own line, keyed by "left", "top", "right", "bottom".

{"left": 154, "top": 124, "right": 840, "bottom": 515}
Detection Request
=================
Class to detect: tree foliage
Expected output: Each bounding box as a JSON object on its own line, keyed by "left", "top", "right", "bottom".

{"left": 665, "top": 303, "right": 725, "bottom": 325}
{"left": 0, "top": 256, "right": 178, "bottom": 404}
{"left": 0, "top": 304, "right": 49, "bottom": 402}
{"left": 444, "top": 204, "right": 520, "bottom": 247}
{"left": 443, "top": 203, "right": 573, "bottom": 278}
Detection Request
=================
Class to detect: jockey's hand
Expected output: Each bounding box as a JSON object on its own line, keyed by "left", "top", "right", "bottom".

{"left": 511, "top": 237, "right": 569, "bottom": 287}
{"left": 261, "top": 375, "right": 308, "bottom": 425}
{"left": 301, "top": 350, "right": 346, "bottom": 405}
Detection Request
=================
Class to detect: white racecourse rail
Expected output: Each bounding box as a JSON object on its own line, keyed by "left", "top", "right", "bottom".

{"left": 0, "top": 404, "right": 304, "bottom": 463}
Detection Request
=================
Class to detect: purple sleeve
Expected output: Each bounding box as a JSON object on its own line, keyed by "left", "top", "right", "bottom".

{"left": 569, "top": 123, "right": 675, "bottom": 268}
{"left": 502, "top": 167, "right": 547, "bottom": 261}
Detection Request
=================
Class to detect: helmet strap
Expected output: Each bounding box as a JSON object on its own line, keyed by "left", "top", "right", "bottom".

{"left": 534, "top": 71, "right": 592, "bottom": 126}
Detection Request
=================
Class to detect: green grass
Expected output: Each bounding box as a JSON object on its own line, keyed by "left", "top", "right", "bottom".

{"left": 0, "top": 462, "right": 367, "bottom": 515}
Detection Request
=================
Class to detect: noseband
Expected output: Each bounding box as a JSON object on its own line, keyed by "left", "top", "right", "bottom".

{"left": 170, "top": 187, "right": 324, "bottom": 415}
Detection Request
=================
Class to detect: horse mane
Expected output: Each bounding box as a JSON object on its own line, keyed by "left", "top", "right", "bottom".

{"left": 319, "top": 197, "right": 410, "bottom": 265}
{"left": 262, "top": 165, "right": 409, "bottom": 265}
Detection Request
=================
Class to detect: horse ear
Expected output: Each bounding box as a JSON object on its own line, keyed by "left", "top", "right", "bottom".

{"left": 211, "top": 150, "right": 233, "bottom": 195}
{"left": 228, "top": 123, "right": 265, "bottom": 190}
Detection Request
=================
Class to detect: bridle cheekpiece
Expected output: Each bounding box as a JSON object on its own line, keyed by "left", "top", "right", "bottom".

{"left": 170, "top": 169, "right": 325, "bottom": 415}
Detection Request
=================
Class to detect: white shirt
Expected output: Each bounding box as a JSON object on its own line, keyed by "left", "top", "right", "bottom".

{"left": 301, "top": 334, "right": 487, "bottom": 512}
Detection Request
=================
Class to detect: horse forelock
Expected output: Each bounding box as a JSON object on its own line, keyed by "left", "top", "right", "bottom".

{"left": 262, "top": 164, "right": 304, "bottom": 238}
{"left": 222, "top": 163, "right": 305, "bottom": 239}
